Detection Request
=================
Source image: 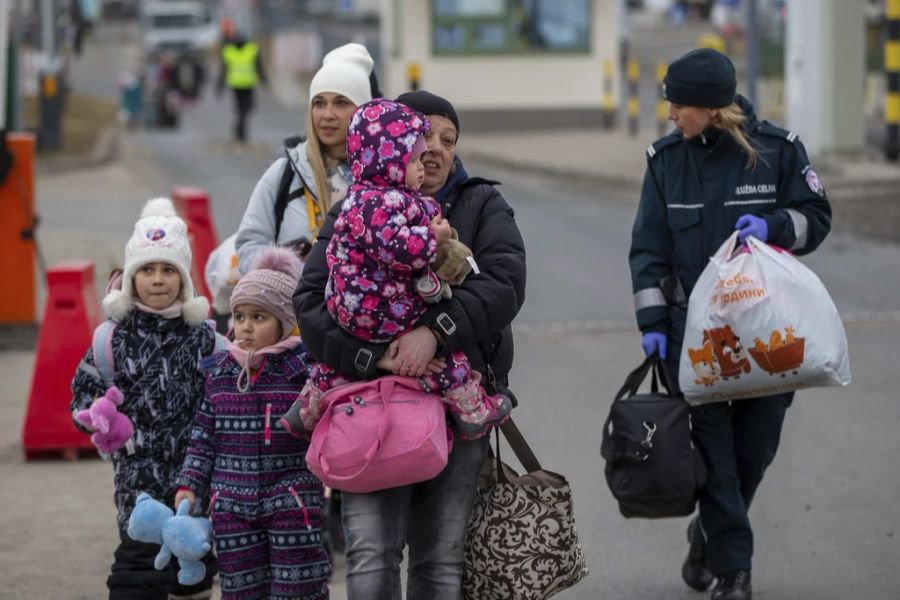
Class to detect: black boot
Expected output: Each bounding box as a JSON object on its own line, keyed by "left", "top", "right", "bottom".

{"left": 711, "top": 570, "right": 752, "bottom": 600}
{"left": 682, "top": 517, "right": 714, "bottom": 591}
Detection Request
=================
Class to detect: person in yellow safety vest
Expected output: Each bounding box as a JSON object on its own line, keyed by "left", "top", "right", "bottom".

{"left": 217, "top": 33, "right": 268, "bottom": 143}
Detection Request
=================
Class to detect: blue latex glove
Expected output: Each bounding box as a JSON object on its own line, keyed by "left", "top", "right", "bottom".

{"left": 735, "top": 214, "right": 768, "bottom": 243}
{"left": 641, "top": 332, "right": 667, "bottom": 360}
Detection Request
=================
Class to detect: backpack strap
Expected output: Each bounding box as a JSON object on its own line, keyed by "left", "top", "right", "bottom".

{"left": 91, "top": 320, "right": 118, "bottom": 388}
{"left": 274, "top": 157, "right": 308, "bottom": 241}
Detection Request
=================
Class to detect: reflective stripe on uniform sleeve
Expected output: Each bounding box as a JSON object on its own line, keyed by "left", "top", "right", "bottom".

{"left": 786, "top": 208, "right": 809, "bottom": 250}
{"left": 634, "top": 287, "right": 668, "bottom": 311}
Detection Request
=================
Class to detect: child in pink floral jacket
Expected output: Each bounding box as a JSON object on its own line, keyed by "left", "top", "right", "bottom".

{"left": 284, "top": 98, "right": 511, "bottom": 440}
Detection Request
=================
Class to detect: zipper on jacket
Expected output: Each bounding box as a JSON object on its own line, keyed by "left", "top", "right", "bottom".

{"left": 264, "top": 403, "right": 272, "bottom": 445}
{"left": 288, "top": 485, "right": 312, "bottom": 530}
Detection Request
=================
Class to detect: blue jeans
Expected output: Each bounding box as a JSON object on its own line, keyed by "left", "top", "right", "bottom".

{"left": 342, "top": 435, "right": 489, "bottom": 600}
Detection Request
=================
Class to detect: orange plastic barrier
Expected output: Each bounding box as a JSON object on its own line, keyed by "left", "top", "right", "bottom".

{"left": 22, "top": 260, "right": 103, "bottom": 459}
{"left": 172, "top": 186, "right": 218, "bottom": 303}
{"left": 0, "top": 133, "right": 37, "bottom": 324}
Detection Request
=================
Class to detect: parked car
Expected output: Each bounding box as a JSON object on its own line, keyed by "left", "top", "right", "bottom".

{"left": 140, "top": 1, "right": 219, "bottom": 55}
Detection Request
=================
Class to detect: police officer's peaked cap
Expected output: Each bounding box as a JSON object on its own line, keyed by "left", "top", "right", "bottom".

{"left": 663, "top": 48, "right": 736, "bottom": 108}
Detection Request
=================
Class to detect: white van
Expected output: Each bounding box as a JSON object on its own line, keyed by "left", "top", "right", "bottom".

{"left": 141, "top": 1, "right": 219, "bottom": 55}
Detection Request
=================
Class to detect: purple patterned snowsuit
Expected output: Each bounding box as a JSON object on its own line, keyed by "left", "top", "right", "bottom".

{"left": 178, "top": 348, "right": 331, "bottom": 600}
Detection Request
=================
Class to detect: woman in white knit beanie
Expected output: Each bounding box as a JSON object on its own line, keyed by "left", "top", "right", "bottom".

{"left": 235, "top": 42, "right": 379, "bottom": 274}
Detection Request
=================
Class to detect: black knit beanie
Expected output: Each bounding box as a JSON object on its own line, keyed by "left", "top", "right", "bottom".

{"left": 395, "top": 90, "right": 460, "bottom": 137}
{"left": 663, "top": 48, "right": 736, "bottom": 108}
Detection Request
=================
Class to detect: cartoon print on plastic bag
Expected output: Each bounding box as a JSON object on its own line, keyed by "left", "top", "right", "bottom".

{"left": 703, "top": 325, "right": 752, "bottom": 379}
{"left": 688, "top": 341, "right": 721, "bottom": 387}
{"left": 749, "top": 326, "right": 806, "bottom": 377}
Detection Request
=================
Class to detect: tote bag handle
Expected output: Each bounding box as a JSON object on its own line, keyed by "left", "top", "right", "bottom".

{"left": 613, "top": 354, "right": 677, "bottom": 402}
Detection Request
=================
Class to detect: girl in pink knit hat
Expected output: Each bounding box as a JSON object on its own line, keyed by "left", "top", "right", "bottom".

{"left": 175, "top": 247, "right": 331, "bottom": 600}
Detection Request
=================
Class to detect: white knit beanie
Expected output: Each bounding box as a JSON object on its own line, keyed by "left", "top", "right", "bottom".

{"left": 103, "top": 197, "right": 209, "bottom": 325}
{"left": 309, "top": 43, "right": 374, "bottom": 107}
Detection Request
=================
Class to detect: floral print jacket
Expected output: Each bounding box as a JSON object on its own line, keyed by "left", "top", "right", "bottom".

{"left": 325, "top": 99, "right": 439, "bottom": 342}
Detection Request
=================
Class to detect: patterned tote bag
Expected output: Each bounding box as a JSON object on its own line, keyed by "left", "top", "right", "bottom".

{"left": 463, "top": 420, "right": 589, "bottom": 599}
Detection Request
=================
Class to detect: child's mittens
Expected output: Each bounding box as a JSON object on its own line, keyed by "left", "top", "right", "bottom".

{"left": 415, "top": 270, "right": 445, "bottom": 304}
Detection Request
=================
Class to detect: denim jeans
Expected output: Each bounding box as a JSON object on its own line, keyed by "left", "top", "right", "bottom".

{"left": 342, "top": 435, "right": 490, "bottom": 600}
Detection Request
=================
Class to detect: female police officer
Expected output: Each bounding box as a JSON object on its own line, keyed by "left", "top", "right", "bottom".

{"left": 629, "top": 49, "right": 831, "bottom": 600}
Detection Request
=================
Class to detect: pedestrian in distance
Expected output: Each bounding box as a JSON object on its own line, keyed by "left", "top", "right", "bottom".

{"left": 234, "top": 42, "right": 377, "bottom": 273}
{"left": 217, "top": 27, "right": 268, "bottom": 143}
{"left": 294, "top": 90, "right": 527, "bottom": 600}
{"left": 629, "top": 48, "right": 832, "bottom": 600}
{"left": 176, "top": 247, "right": 331, "bottom": 599}
{"left": 70, "top": 198, "right": 224, "bottom": 600}
{"left": 281, "top": 98, "right": 512, "bottom": 441}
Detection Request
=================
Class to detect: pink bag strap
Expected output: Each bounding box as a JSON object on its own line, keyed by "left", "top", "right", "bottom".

{"left": 313, "top": 377, "right": 402, "bottom": 482}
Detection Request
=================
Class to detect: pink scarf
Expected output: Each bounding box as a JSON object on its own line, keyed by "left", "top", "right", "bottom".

{"left": 230, "top": 336, "right": 303, "bottom": 392}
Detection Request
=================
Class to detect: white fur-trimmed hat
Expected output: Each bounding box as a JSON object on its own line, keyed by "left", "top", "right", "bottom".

{"left": 309, "top": 43, "right": 374, "bottom": 107}
{"left": 103, "top": 198, "right": 209, "bottom": 325}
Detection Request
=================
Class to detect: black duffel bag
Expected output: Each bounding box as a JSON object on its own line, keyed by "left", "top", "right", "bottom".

{"left": 600, "top": 354, "right": 707, "bottom": 518}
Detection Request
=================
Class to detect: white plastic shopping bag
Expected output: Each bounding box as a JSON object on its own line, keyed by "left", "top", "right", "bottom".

{"left": 679, "top": 232, "right": 850, "bottom": 404}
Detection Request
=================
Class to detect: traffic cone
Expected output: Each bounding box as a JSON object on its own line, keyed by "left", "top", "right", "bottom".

{"left": 22, "top": 260, "right": 103, "bottom": 459}
{"left": 172, "top": 186, "right": 218, "bottom": 303}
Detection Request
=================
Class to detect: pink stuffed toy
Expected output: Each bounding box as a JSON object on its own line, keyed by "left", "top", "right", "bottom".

{"left": 74, "top": 386, "right": 134, "bottom": 454}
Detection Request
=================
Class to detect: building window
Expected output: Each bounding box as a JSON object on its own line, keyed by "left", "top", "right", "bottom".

{"left": 432, "top": 0, "right": 591, "bottom": 55}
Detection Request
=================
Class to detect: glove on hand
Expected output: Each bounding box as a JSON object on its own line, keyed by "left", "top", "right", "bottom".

{"left": 641, "top": 332, "right": 667, "bottom": 360}
{"left": 735, "top": 214, "right": 768, "bottom": 243}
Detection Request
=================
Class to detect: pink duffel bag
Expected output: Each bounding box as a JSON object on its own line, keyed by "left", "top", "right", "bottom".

{"left": 305, "top": 375, "right": 453, "bottom": 493}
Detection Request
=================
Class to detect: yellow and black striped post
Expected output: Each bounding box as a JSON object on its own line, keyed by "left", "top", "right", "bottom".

{"left": 656, "top": 61, "right": 668, "bottom": 136}
{"left": 602, "top": 59, "right": 616, "bottom": 129}
{"left": 627, "top": 57, "right": 640, "bottom": 136}
{"left": 886, "top": 0, "right": 900, "bottom": 161}
{"left": 406, "top": 61, "right": 421, "bottom": 92}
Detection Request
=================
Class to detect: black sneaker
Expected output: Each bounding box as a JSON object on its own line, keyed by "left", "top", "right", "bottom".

{"left": 682, "top": 517, "right": 714, "bottom": 591}
{"left": 711, "top": 570, "right": 752, "bottom": 600}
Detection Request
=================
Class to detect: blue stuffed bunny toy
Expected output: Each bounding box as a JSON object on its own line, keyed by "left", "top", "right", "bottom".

{"left": 127, "top": 492, "right": 213, "bottom": 586}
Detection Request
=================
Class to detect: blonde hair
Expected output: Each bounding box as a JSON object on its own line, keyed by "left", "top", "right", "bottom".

{"left": 712, "top": 103, "right": 759, "bottom": 169}
{"left": 304, "top": 109, "right": 348, "bottom": 222}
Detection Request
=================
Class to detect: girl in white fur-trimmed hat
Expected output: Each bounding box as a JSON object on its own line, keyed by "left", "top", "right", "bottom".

{"left": 70, "top": 198, "right": 227, "bottom": 599}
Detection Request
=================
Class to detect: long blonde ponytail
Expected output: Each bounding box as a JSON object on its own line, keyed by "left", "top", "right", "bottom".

{"left": 712, "top": 103, "right": 760, "bottom": 169}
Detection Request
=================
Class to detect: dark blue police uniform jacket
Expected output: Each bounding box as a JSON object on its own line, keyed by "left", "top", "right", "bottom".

{"left": 629, "top": 95, "right": 832, "bottom": 375}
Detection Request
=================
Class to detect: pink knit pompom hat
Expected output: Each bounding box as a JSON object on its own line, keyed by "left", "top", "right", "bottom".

{"left": 230, "top": 247, "right": 302, "bottom": 340}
